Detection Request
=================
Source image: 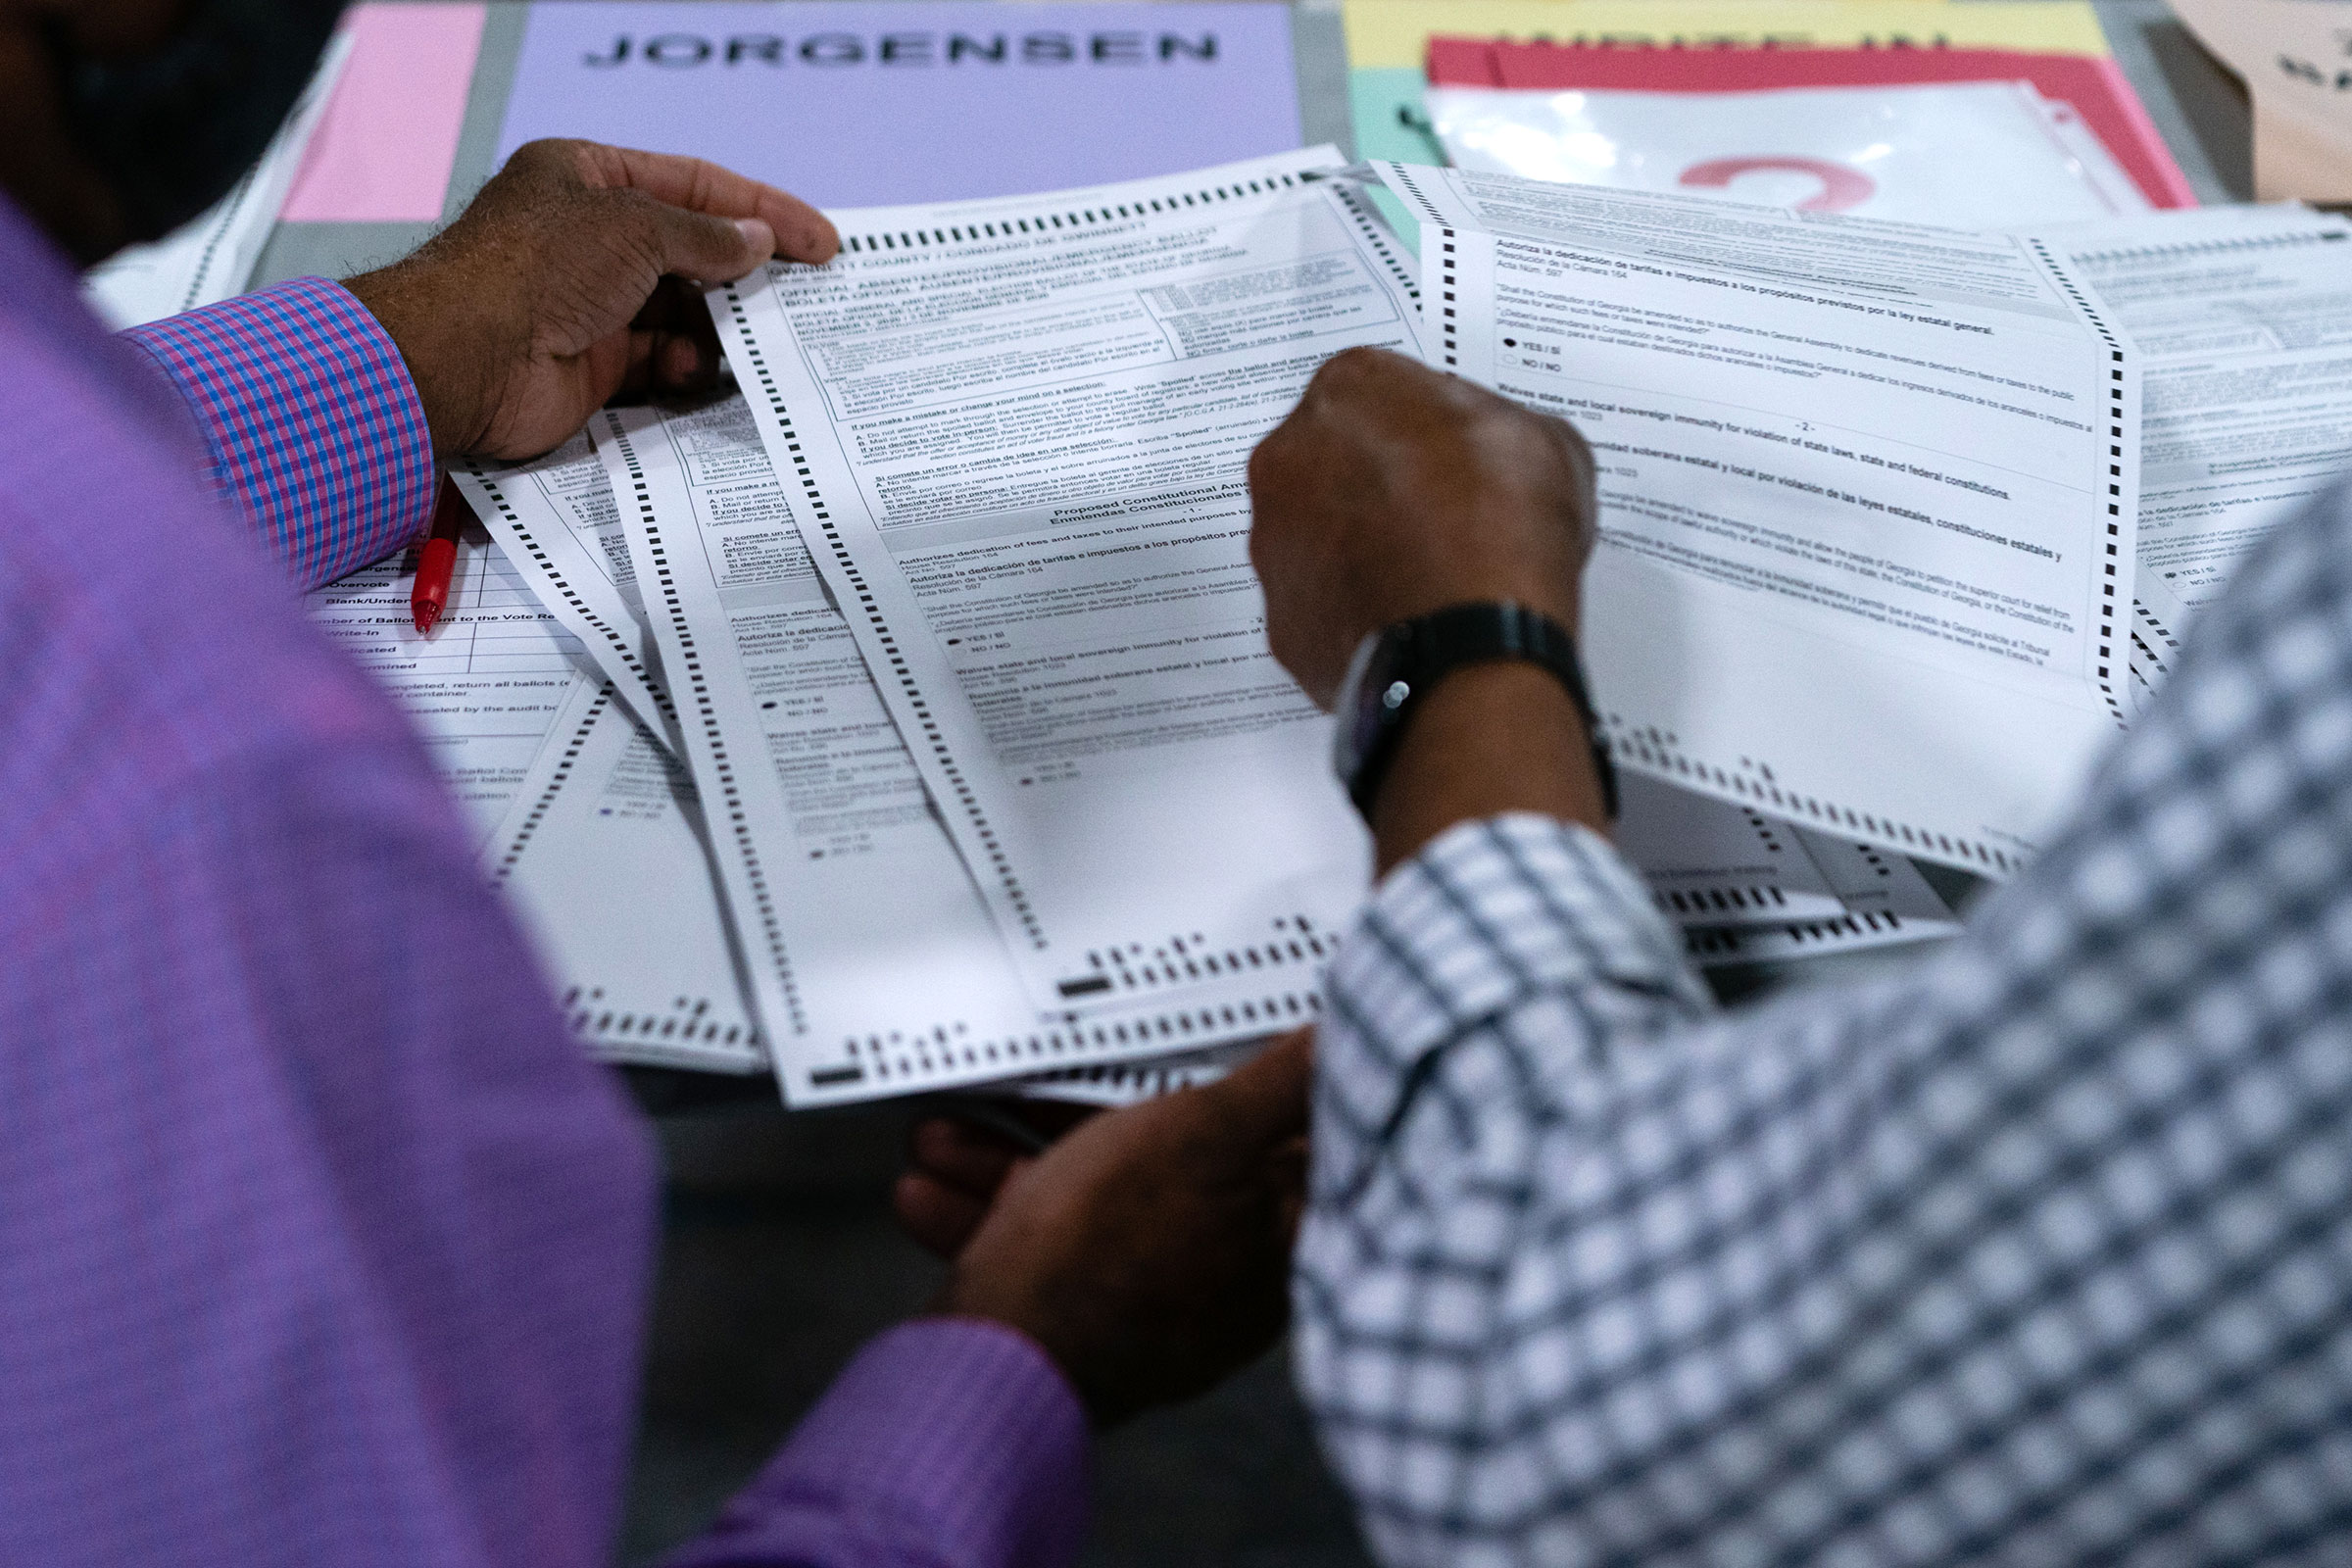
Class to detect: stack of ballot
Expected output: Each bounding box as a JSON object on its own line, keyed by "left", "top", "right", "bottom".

{"left": 455, "top": 143, "right": 2352, "bottom": 1109}
{"left": 439, "top": 146, "right": 1977, "bottom": 1107}
{"left": 414, "top": 148, "right": 2352, "bottom": 1106}
{"left": 107, "top": 107, "right": 2352, "bottom": 1106}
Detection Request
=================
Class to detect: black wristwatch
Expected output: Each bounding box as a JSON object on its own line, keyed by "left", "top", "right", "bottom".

{"left": 1332, "top": 601, "right": 1618, "bottom": 821}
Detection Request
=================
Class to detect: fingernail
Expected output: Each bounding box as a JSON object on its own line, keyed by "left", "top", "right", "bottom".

{"left": 734, "top": 217, "right": 774, "bottom": 257}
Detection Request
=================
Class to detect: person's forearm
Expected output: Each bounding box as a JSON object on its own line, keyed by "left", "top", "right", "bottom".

{"left": 120, "top": 279, "right": 437, "bottom": 589}
{"left": 662, "top": 1319, "right": 1090, "bottom": 1568}
{"left": 1370, "top": 662, "right": 1610, "bottom": 878}
{"left": 1296, "top": 813, "right": 1718, "bottom": 1564}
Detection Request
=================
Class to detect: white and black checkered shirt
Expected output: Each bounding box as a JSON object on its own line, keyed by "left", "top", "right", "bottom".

{"left": 1297, "top": 487, "right": 2352, "bottom": 1566}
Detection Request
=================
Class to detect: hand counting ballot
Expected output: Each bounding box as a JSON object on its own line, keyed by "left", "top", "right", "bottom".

{"left": 1369, "top": 161, "right": 2142, "bottom": 873}
{"left": 590, "top": 377, "right": 1964, "bottom": 1102}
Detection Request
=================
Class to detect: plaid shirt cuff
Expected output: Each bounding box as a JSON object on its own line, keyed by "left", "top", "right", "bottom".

{"left": 1317, "top": 813, "right": 1711, "bottom": 1193}
{"left": 122, "top": 277, "right": 434, "bottom": 591}
{"left": 665, "top": 1317, "right": 1091, "bottom": 1568}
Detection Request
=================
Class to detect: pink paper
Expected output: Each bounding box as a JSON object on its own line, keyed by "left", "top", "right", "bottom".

{"left": 282, "top": 2, "right": 486, "bottom": 222}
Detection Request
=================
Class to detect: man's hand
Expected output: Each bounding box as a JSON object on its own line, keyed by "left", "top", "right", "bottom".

{"left": 1248, "top": 347, "right": 1611, "bottom": 868}
{"left": 1247, "top": 345, "right": 1597, "bottom": 707}
{"left": 906, "top": 1033, "right": 1313, "bottom": 1427}
{"left": 895, "top": 1102, "right": 1096, "bottom": 1258}
{"left": 345, "top": 140, "right": 839, "bottom": 459}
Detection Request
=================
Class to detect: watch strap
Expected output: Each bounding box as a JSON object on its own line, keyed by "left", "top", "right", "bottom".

{"left": 1347, "top": 602, "right": 1618, "bottom": 820}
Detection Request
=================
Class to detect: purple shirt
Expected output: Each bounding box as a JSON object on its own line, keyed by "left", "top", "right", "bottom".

{"left": 0, "top": 196, "right": 1087, "bottom": 1567}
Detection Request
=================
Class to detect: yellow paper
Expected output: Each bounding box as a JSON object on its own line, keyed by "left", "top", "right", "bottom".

{"left": 1344, "top": 1, "right": 2112, "bottom": 72}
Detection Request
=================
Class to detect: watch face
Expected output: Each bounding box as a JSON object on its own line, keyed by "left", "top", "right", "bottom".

{"left": 1333, "top": 626, "right": 1406, "bottom": 790}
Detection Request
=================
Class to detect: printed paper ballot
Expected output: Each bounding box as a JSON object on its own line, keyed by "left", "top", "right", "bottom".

{"left": 710, "top": 149, "right": 1419, "bottom": 1009}
{"left": 484, "top": 675, "right": 765, "bottom": 1074}
{"left": 2042, "top": 205, "right": 2352, "bottom": 636}
{"left": 454, "top": 434, "right": 682, "bottom": 754}
{"left": 1373, "top": 162, "right": 2140, "bottom": 874}
{"left": 602, "top": 394, "right": 1321, "bottom": 1102}
{"left": 304, "top": 544, "right": 764, "bottom": 1071}
{"left": 1616, "top": 772, "right": 1961, "bottom": 960}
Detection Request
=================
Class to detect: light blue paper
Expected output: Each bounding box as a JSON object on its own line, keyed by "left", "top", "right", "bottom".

{"left": 496, "top": 2, "right": 1302, "bottom": 207}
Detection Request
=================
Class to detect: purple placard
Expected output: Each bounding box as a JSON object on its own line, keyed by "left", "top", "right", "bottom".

{"left": 495, "top": 2, "right": 1301, "bottom": 207}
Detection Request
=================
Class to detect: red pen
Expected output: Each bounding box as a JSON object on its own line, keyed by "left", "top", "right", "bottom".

{"left": 412, "top": 476, "right": 467, "bottom": 634}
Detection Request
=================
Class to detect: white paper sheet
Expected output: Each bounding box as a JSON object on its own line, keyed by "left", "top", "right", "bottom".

{"left": 2045, "top": 205, "right": 2352, "bottom": 632}
{"left": 1617, "top": 770, "right": 1962, "bottom": 958}
{"left": 1684, "top": 815, "right": 1962, "bottom": 963}
{"left": 1617, "top": 769, "right": 1848, "bottom": 926}
{"left": 82, "top": 35, "right": 353, "bottom": 328}
{"left": 1012, "top": 1038, "right": 1266, "bottom": 1105}
{"left": 303, "top": 531, "right": 586, "bottom": 846}
{"left": 1371, "top": 162, "right": 2140, "bottom": 876}
{"left": 1427, "top": 81, "right": 2148, "bottom": 230}
{"left": 453, "top": 435, "right": 682, "bottom": 753}
{"left": 482, "top": 674, "right": 765, "bottom": 1073}
{"left": 708, "top": 149, "right": 1426, "bottom": 1009}
{"left": 602, "top": 393, "right": 1319, "bottom": 1103}
{"left": 2132, "top": 596, "right": 2181, "bottom": 682}
{"left": 465, "top": 532, "right": 1212, "bottom": 1094}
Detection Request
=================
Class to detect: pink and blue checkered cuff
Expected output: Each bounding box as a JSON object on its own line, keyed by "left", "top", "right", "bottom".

{"left": 122, "top": 277, "right": 435, "bottom": 591}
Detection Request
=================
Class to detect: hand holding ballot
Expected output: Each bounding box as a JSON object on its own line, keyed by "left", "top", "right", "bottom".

{"left": 346, "top": 139, "right": 840, "bottom": 458}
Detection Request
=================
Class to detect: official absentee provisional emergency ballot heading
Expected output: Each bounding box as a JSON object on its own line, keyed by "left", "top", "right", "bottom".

{"left": 710, "top": 147, "right": 1420, "bottom": 1014}
{"left": 1370, "top": 162, "right": 2141, "bottom": 873}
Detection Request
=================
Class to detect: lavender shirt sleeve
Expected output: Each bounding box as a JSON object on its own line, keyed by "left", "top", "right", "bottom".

{"left": 0, "top": 221, "right": 1094, "bottom": 1565}
{"left": 121, "top": 277, "right": 437, "bottom": 590}
{"left": 670, "top": 1320, "right": 1093, "bottom": 1568}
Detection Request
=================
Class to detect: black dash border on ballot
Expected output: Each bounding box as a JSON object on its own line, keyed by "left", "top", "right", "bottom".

{"left": 490, "top": 681, "right": 762, "bottom": 1062}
